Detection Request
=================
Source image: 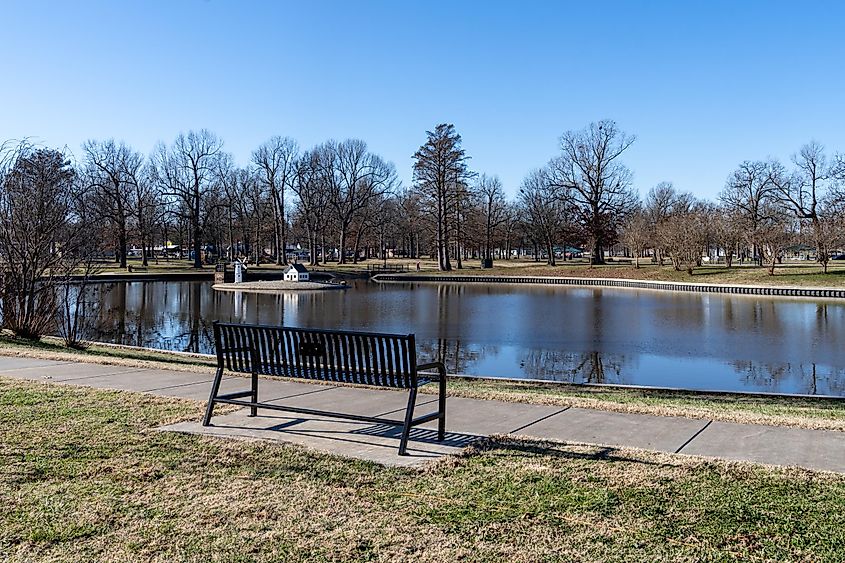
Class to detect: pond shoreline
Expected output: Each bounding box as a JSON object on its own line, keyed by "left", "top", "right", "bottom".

{"left": 25, "top": 337, "right": 845, "bottom": 401}
{"left": 373, "top": 274, "right": 845, "bottom": 299}
{"left": 3, "top": 338, "right": 844, "bottom": 433}
{"left": 213, "top": 280, "right": 347, "bottom": 292}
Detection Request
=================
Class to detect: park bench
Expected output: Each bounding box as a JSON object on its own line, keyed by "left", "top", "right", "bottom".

{"left": 127, "top": 265, "right": 148, "bottom": 273}
{"left": 203, "top": 322, "right": 447, "bottom": 455}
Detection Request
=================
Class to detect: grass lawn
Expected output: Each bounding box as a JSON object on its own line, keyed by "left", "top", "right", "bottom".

{"left": 2, "top": 334, "right": 845, "bottom": 432}
{"left": 2, "top": 378, "right": 844, "bottom": 561}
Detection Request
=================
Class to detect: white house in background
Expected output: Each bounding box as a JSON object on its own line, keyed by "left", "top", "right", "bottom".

{"left": 283, "top": 263, "right": 310, "bottom": 282}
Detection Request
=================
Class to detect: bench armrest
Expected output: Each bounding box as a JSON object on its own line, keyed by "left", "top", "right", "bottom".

{"left": 417, "top": 361, "right": 446, "bottom": 380}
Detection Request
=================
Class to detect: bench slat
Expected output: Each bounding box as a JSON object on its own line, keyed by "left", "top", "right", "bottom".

{"left": 213, "top": 322, "right": 419, "bottom": 388}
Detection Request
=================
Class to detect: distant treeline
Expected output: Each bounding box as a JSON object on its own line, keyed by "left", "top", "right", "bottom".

{"left": 2, "top": 120, "right": 844, "bottom": 281}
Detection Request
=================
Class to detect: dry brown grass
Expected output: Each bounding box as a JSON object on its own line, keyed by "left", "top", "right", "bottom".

{"left": 3, "top": 379, "right": 845, "bottom": 561}
{"left": 374, "top": 258, "right": 845, "bottom": 288}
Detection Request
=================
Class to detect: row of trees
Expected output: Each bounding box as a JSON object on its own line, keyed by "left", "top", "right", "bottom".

{"left": 620, "top": 143, "right": 845, "bottom": 275}
{"left": 41, "top": 121, "right": 845, "bottom": 277}
{"left": 1, "top": 121, "right": 664, "bottom": 275}
{"left": 50, "top": 127, "right": 522, "bottom": 272}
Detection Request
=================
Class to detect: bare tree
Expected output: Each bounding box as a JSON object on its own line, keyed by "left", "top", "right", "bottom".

{"left": 452, "top": 179, "right": 473, "bottom": 269}
{"left": 811, "top": 210, "right": 845, "bottom": 273}
{"left": 82, "top": 139, "right": 142, "bottom": 268}
{"left": 130, "top": 164, "right": 164, "bottom": 267}
{"left": 292, "top": 148, "right": 332, "bottom": 265}
{"left": 550, "top": 120, "right": 637, "bottom": 265}
{"left": 644, "top": 182, "right": 681, "bottom": 265}
{"left": 500, "top": 202, "right": 519, "bottom": 260}
{"left": 770, "top": 143, "right": 838, "bottom": 269}
{"left": 757, "top": 202, "right": 796, "bottom": 275}
{"left": 413, "top": 124, "right": 472, "bottom": 271}
{"left": 218, "top": 156, "right": 269, "bottom": 264}
{"left": 655, "top": 193, "right": 708, "bottom": 274}
{"left": 151, "top": 130, "right": 224, "bottom": 268}
{"left": 712, "top": 205, "right": 744, "bottom": 267}
{"left": 326, "top": 139, "right": 397, "bottom": 264}
{"left": 0, "top": 143, "right": 82, "bottom": 338}
{"left": 252, "top": 136, "right": 298, "bottom": 265}
{"left": 396, "top": 188, "right": 427, "bottom": 259}
{"left": 518, "top": 168, "right": 573, "bottom": 266}
{"left": 476, "top": 174, "right": 507, "bottom": 265}
{"left": 719, "top": 160, "right": 773, "bottom": 265}
{"left": 57, "top": 181, "right": 106, "bottom": 348}
{"left": 620, "top": 207, "right": 650, "bottom": 268}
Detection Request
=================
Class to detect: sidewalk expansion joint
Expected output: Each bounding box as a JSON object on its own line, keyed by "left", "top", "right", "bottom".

{"left": 44, "top": 368, "right": 149, "bottom": 383}
{"left": 0, "top": 361, "right": 75, "bottom": 373}
{"left": 674, "top": 420, "right": 713, "bottom": 454}
{"left": 375, "top": 397, "right": 438, "bottom": 418}
{"left": 508, "top": 406, "right": 571, "bottom": 435}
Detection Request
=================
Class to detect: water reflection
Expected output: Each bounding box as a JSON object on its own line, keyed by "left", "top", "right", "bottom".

{"left": 85, "top": 280, "right": 845, "bottom": 396}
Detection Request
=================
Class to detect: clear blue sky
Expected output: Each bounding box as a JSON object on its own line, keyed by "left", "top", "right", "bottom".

{"left": 2, "top": 0, "right": 843, "bottom": 200}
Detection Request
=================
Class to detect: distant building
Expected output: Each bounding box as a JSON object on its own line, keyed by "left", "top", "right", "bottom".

{"left": 283, "top": 263, "right": 310, "bottom": 282}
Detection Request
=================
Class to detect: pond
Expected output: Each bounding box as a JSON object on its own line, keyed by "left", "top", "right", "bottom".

{"left": 85, "top": 280, "right": 845, "bottom": 396}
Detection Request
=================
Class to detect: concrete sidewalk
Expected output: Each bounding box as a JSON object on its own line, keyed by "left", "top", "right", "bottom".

{"left": 2, "top": 356, "right": 844, "bottom": 472}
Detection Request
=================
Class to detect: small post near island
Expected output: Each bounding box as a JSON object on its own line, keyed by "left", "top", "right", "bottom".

{"left": 234, "top": 260, "right": 246, "bottom": 283}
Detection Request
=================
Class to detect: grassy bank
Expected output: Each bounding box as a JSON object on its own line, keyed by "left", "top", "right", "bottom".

{"left": 2, "top": 378, "right": 844, "bottom": 561}
{"left": 371, "top": 258, "right": 845, "bottom": 288}
{"left": 2, "top": 335, "right": 844, "bottom": 432}
{"left": 94, "top": 257, "right": 845, "bottom": 288}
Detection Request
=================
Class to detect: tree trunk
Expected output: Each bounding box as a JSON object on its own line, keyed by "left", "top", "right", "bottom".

{"left": 352, "top": 227, "right": 364, "bottom": 264}
{"left": 193, "top": 222, "right": 202, "bottom": 268}
{"left": 192, "top": 186, "right": 202, "bottom": 267}
{"left": 140, "top": 233, "right": 148, "bottom": 267}
{"left": 272, "top": 194, "right": 283, "bottom": 265}
{"left": 591, "top": 239, "right": 605, "bottom": 266}
{"left": 280, "top": 195, "right": 288, "bottom": 265}
{"left": 117, "top": 221, "right": 128, "bottom": 269}
{"left": 338, "top": 225, "right": 348, "bottom": 264}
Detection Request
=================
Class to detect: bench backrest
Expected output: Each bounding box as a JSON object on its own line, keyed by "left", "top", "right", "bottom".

{"left": 213, "top": 322, "right": 419, "bottom": 389}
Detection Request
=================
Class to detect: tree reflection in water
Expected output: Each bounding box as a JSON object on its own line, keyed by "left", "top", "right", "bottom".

{"left": 518, "top": 349, "right": 628, "bottom": 384}
{"left": 82, "top": 280, "right": 845, "bottom": 396}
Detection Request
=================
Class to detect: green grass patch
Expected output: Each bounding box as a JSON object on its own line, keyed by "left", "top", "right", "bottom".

{"left": 1, "top": 378, "right": 844, "bottom": 561}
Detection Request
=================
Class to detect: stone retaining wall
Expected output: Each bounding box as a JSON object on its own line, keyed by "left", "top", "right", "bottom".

{"left": 372, "top": 274, "right": 845, "bottom": 299}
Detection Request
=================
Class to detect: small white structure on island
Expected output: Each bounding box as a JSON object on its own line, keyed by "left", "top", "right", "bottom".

{"left": 283, "top": 263, "right": 310, "bottom": 282}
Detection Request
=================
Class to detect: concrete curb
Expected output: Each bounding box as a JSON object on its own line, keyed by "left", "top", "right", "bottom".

{"left": 372, "top": 274, "right": 845, "bottom": 299}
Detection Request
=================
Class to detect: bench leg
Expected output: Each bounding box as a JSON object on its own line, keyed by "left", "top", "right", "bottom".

{"left": 249, "top": 371, "right": 258, "bottom": 417}
{"left": 438, "top": 375, "right": 446, "bottom": 442}
{"left": 398, "top": 387, "right": 418, "bottom": 456}
{"left": 202, "top": 367, "right": 225, "bottom": 426}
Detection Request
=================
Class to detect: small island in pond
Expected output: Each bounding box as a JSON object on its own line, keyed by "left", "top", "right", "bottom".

{"left": 213, "top": 280, "right": 348, "bottom": 292}
{"left": 214, "top": 264, "right": 347, "bottom": 292}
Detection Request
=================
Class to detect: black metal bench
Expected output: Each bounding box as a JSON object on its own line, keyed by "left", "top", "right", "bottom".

{"left": 203, "top": 321, "right": 447, "bottom": 455}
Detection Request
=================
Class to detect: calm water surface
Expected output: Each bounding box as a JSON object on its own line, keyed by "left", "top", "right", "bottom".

{"left": 87, "top": 280, "right": 845, "bottom": 396}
